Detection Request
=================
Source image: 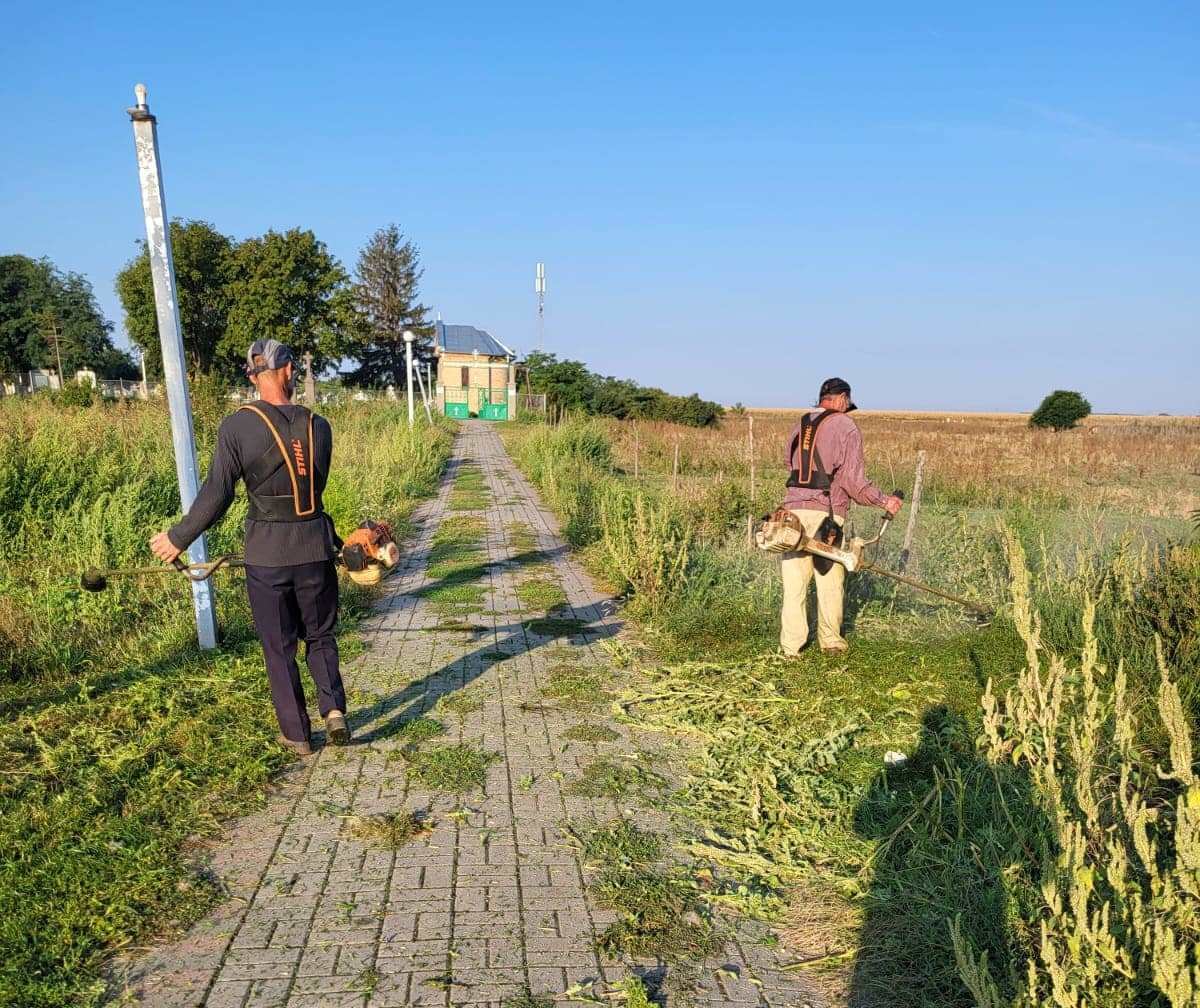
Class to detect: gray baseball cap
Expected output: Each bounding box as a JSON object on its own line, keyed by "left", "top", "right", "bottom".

{"left": 246, "top": 339, "right": 294, "bottom": 376}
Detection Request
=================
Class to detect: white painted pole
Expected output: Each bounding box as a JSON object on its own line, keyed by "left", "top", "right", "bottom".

{"left": 126, "top": 84, "right": 217, "bottom": 649}
{"left": 403, "top": 330, "right": 415, "bottom": 428}
{"left": 413, "top": 353, "right": 434, "bottom": 423}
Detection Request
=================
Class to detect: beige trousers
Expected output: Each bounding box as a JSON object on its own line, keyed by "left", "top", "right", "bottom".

{"left": 780, "top": 508, "right": 846, "bottom": 653}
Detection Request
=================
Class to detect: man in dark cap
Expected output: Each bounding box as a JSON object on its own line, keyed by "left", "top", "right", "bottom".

{"left": 149, "top": 339, "right": 349, "bottom": 755}
{"left": 779, "top": 377, "right": 902, "bottom": 655}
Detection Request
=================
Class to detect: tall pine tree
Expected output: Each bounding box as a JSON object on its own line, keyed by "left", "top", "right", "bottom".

{"left": 343, "top": 225, "right": 434, "bottom": 388}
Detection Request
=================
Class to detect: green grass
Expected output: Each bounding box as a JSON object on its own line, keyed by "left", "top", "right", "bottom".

{"left": 394, "top": 716, "right": 446, "bottom": 744}
{"left": 503, "top": 416, "right": 1200, "bottom": 1004}
{"left": 515, "top": 576, "right": 568, "bottom": 613}
{"left": 406, "top": 744, "right": 498, "bottom": 792}
{"left": 436, "top": 688, "right": 484, "bottom": 718}
{"left": 448, "top": 462, "right": 491, "bottom": 511}
{"left": 421, "top": 514, "right": 490, "bottom": 615}
{"left": 539, "top": 664, "right": 609, "bottom": 709}
{"left": 0, "top": 397, "right": 454, "bottom": 1007}
{"left": 561, "top": 723, "right": 620, "bottom": 744}
{"left": 501, "top": 993, "right": 553, "bottom": 1008}
{"left": 525, "top": 616, "right": 591, "bottom": 637}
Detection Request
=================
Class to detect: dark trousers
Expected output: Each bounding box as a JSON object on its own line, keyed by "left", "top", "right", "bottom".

{"left": 246, "top": 560, "right": 346, "bottom": 742}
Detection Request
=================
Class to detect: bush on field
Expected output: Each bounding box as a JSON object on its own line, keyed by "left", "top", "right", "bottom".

{"left": 1029, "top": 389, "right": 1091, "bottom": 431}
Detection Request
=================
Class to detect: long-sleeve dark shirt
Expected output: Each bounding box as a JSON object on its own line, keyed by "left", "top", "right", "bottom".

{"left": 168, "top": 404, "right": 338, "bottom": 567}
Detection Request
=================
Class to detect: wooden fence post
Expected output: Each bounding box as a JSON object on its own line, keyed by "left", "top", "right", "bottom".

{"left": 898, "top": 449, "right": 926, "bottom": 572}
{"left": 672, "top": 437, "right": 680, "bottom": 493}
{"left": 748, "top": 413, "right": 756, "bottom": 503}
{"left": 633, "top": 424, "right": 639, "bottom": 480}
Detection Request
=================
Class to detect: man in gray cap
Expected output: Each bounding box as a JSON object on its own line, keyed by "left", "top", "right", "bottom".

{"left": 779, "top": 377, "right": 902, "bottom": 655}
{"left": 150, "top": 339, "right": 349, "bottom": 755}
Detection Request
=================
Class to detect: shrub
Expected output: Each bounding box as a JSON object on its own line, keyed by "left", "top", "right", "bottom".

{"left": 51, "top": 381, "right": 96, "bottom": 408}
{"left": 954, "top": 531, "right": 1200, "bottom": 1007}
{"left": 1029, "top": 390, "right": 1091, "bottom": 431}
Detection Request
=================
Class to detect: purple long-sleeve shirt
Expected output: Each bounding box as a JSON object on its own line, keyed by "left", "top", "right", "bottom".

{"left": 782, "top": 410, "right": 889, "bottom": 517}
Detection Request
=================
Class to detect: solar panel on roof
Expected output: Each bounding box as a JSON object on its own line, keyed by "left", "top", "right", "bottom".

{"left": 436, "top": 323, "right": 512, "bottom": 358}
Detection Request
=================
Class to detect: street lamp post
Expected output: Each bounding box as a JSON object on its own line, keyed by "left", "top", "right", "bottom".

{"left": 126, "top": 83, "right": 218, "bottom": 649}
{"left": 403, "top": 330, "right": 415, "bottom": 428}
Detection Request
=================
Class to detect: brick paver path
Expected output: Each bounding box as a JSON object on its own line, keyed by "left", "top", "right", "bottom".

{"left": 115, "top": 422, "right": 820, "bottom": 1008}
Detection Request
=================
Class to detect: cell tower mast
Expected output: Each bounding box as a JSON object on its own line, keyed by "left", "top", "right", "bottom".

{"left": 535, "top": 261, "right": 546, "bottom": 350}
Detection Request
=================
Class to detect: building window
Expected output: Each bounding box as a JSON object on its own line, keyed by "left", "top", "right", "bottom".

{"left": 460, "top": 366, "right": 469, "bottom": 388}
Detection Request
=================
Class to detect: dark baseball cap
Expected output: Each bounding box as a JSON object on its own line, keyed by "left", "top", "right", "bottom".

{"left": 819, "top": 377, "right": 857, "bottom": 411}
{"left": 245, "top": 339, "right": 294, "bottom": 376}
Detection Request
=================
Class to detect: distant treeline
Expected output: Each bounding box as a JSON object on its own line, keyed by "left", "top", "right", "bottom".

{"left": 2, "top": 221, "right": 435, "bottom": 388}
{"left": 523, "top": 351, "right": 724, "bottom": 428}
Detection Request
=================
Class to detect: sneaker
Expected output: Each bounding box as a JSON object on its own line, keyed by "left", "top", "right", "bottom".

{"left": 325, "top": 709, "right": 351, "bottom": 746}
{"left": 277, "top": 734, "right": 314, "bottom": 757}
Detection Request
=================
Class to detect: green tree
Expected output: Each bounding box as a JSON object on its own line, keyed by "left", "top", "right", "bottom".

{"left": 524, "top": 350, "right": 724, "bottom": 427}
{"left": 1030, "top": 389, "right": 1092, "bottom": 431}
{"left": 115, "top": 219, "right": 233, "bottom": 377}
{"left": 343, "top": 225, "right": 433, "bottom": 388}
{"left": 224, "top": 228, "right": 353, "bottom": 376}
{"left": 0, "top": 255, "right": 135, "bottom": 377}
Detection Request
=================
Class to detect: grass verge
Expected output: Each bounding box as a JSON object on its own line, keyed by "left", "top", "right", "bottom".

{"left": 0, "top": 398, "right": 453, "bottom": 1007}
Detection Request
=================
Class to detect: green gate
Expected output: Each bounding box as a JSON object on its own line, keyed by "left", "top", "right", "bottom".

{"left": 443, "top": 388, "right": 469, "bottom": 419}
{"left": 478, "top": 388, "right": 509, "bottom": 421}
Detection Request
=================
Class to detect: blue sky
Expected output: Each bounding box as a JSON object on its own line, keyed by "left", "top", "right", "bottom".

{"left": 2, "top": 2, "right": 1196, "bottom": 412}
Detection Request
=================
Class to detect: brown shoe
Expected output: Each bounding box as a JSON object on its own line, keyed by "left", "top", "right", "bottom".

{"left": 277, "top": 734, "right": 314, "bottom": 756}
{"left": 325, "top": 709, "right": 351, "bottom": 746}
{"left": 820, "top": 645, "right": 849, "bottom": 656}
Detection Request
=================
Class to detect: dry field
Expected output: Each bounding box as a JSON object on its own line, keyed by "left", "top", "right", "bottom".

{"left": 608, "top": 409, "right": 1200, "bottom": 518}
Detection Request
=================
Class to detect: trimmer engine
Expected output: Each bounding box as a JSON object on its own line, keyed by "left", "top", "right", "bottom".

{"left": 340, "top": 521, "right": 400, "bottom": 586}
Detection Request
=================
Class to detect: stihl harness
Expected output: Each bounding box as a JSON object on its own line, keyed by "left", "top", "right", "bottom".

{"left": 784, "top": 409, "right": 843, "bottom": 572}
{"left": 786, "top": 410, "right": 836, "bottom": 491}
{"left": 238, "top": 403, "right": 324, "bottom": 523}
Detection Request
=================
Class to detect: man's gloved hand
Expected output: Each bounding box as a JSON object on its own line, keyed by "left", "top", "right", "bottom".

{"left": 150, "top": 531, "right": 182, "bottom": 564}
{"left": 883, "top": 495, "right": 904, "bottom": 517}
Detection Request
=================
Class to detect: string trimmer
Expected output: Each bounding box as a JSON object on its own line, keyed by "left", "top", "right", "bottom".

{"left": 756, "top": 496, "right": 991, "bottom": 617}
{"left": 81, "top": 521, "right": 402, "bottom": 592}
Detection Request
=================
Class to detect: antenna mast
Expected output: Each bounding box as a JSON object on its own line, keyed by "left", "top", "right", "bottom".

{"left": 535, "top": 261, "right": 546, "bottom": 350}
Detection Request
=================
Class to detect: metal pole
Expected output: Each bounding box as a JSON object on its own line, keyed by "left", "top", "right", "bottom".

{"left": 403, "top": 330, "right": 415, "bottom": 428}
{"left": 413, "top": 352, "right": 433, "bottom": 423}
{"left": 126, "top": 84, "right": 217, "bottom": 649}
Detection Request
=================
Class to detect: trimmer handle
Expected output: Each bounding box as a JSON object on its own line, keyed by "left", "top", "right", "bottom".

{"left": 862, "top": 490, "right": 904, "bottom": 547}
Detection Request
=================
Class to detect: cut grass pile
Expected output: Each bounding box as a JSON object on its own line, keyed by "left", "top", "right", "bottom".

{"left": 515, "top": 576, "right": 567, "bottom": 613}
{"left": 406, "top": 744, "right": 498, "bottom": 792}
{"left": 567, "top": 757, "right": 667, "bottom": 800}
{"left": 570, "top": 819, "right": 722, "bottom": 990}
{"left": 449, "top": 461, "right": 492, "bottom": 511}
{"left": 346, "top": 808, "right": 433, "bottom": 847}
